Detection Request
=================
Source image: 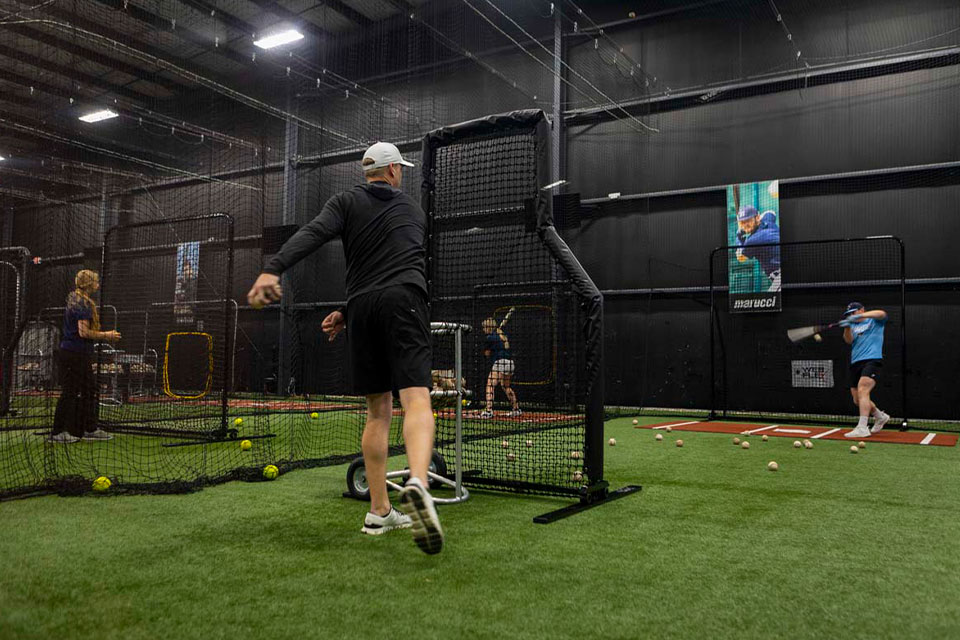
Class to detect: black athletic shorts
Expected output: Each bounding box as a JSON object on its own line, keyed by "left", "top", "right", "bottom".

{"left": 849, "top": 359, "right": 882, "bottom": 388}
{"left": 347, "top": 284, "right": 432, "bottom": 395}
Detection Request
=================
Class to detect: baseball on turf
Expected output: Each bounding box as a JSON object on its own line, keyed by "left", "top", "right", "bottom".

{"left": 501, "top": 440, "right": 510, "bottom": 449}
{"left": 665, "top": 426, "right": 672, "bottom": 432}
{"left": 262, "top": 464, "right": 279, "bottom": 480}
{"left": 632, "top": 419, "right": 639, "bottom": 425}
{"left": 655, "top": 433, "right": 663, "bottom": 441}
{"left": 733, "top": 437, "right": 741, "bottom": 445}
{"left": 813, "top": 333, "right": 823, "bottom": 342}
{"left": 570, "top": 450, "right": 582, "bottom": 459}
{"left": 92, "top": 476, "right": 111, "bottom": 492}
{"left": 804, "top": 440, "right": 813, "bottom": 449}
{"left": 572, "top": 470, "right": 583, "bottom": 482}
{"left": 310, "top": 412, "right": 319, "bottom": 419}
{"left": 767, "top": 461, "right": 779, "bottom": 472}
{"left": 240, "top": 439, "right": 252, "bottom": 451}
{"left": 506, "top": 453, "right": 516, "bottom": 462}
{"left": 762, "top": 434, "right": 769, "bottom": 441}
{"left": 525, "top": 440, "right": 534, "bottom": 448}
{"left": 793, "top": 440, "right": 802, "bottom": 448}
{"left": 608, "top": 438, "right": 617, "bottom": 446}
{"left": 741, "top": 441, "right": 750, "bottom": 449}
{"left": 858, "top": 441, "right": 866, "bottom": 448}
{"left": 850, "top": 445, "right": 859, "bottom": 454}
{"left": 234, "top": 417, "right": 243, "bottom": 426}
{"left": 676, "top": 439, "right": 684, "bottom": 447}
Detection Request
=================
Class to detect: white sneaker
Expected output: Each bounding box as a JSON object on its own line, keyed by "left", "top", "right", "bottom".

{"left": 398, "top": 477, "right": 444, "bottom": 555}
{"left": 82, "top": 429, "right": 113, "bottom": 442}
{"left": 871, "top": 412, "right": 890, "bottom": 434}
{"left": 48, "top": 432, "right": 80, "bottom": 444}
{"left": 361, "top": 506, "right": 411, "bottom": 535}
{"left": 844, "top": 425, "right": 871, "bottom": 438}
{"left": 479, "top": 410, "right": 494, "bottom": 419}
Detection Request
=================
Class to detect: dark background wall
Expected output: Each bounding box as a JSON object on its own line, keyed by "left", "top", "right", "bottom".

{"left": 7, "top": 0, "right": 958, "bottom": 419}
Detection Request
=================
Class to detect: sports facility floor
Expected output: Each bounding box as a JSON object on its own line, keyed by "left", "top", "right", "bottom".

{"left": 2, "top": 415, "right": 959, "bottom": 639}
{"left": 641, "top": 419, "right": 959, "bottom": 447}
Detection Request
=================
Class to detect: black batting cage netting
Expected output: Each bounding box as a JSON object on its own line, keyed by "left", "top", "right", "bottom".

{"left": 422, "top": 109, "right": 604, "bottom": 497}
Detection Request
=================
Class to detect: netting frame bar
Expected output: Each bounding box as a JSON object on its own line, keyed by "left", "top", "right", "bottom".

{"left": 0, "top": 247, "right": 30, "bottom": 417}
{"left": 709, "top": 236, "right": 907, "bottom": 428}
{"left": 100, "top": 213, "right": 236, "bottom": 438}
{"left": 421, "top": 109, "right": 607, "bottom": 498}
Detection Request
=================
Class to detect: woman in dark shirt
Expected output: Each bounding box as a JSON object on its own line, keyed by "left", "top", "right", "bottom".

{"left": 49, "top": 270, "right": 121, "bottom": 443}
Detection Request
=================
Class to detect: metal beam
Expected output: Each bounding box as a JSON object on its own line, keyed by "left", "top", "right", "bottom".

{"left": 246, "top": 0, "right": 331, "bottom": 39}
{"left": 3, "top": 24, "right": 187, "bottom": 93}
{"left": 87, "top": 0, "right": 253, "bottom": 70}
{"left": 566, "top": 45, "right": 960, "bottom": 125}
{"left": 322, "top": 1, "right": 374, "bottom": 29}
{"left": 0, "top": 43, "right": 157, "bottom": 104}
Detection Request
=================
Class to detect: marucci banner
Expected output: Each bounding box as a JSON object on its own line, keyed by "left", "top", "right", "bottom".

{"left": 726, "top": 180, "right": 781, "bottom": 313}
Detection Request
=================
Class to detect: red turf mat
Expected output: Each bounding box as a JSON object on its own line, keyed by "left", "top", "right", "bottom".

{"left": 637, "top": 420, "right": 958, "bottom": 447}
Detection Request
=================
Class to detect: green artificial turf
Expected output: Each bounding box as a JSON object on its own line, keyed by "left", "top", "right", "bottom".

{"left": 2, "top": 416, "right": 959, "bottom": 640}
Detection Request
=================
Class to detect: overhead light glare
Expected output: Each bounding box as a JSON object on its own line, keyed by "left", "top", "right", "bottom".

{"left": 79, "top": 109, "right": 119, "bottom": 123}
{"left": 254, "top": 29, "right": 304, "bottom": 49}
{"left": 0, "top": 155, "right": 6, "bottom": 162}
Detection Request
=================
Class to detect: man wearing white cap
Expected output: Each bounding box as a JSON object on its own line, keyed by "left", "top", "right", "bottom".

{"left": 246, "top": 141, "right": 443, "bottom": 554}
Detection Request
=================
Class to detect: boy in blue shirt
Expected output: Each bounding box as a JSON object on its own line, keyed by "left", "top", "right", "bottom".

{"left": 842, "top": 302, "right": 891, "bottom": 438}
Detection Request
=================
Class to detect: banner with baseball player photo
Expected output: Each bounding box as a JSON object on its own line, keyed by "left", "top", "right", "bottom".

{"left": 726, "top": 180, "right": 781, "bottom": 313}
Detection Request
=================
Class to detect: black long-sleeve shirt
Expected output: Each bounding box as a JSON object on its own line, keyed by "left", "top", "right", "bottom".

{"left": 263, "top": 181, "right": 428, "bottom": 302}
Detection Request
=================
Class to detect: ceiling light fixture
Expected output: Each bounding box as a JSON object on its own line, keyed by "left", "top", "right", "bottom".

{"left": 79, "top": 109, "right": 119, "bottom": 123}
{"left": 254, "top": 29, "right": 304, "bottom": 49}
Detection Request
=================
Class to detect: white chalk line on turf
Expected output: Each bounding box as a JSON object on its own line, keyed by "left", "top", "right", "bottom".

{"left": 652, "top": 421, "right": 699, "bottom": 430}
{"left": 746, "top": 425, "right": 778, "bottom": 434}
{"left": 920, "top": 433, "right": 936, "bottom": 445}
{"left": 812, "top": 428, "right": 842, "bottom": 439}
{"left": 772, "top": 427, "right": 812, "bottom": 435}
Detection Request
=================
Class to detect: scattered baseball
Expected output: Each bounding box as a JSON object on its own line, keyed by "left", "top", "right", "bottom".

{"left": 741, "top": 441, "right": 750, "bottom": 449}
{"left": 733, "top": 437, "right": 741, "bottom": 445}
{"left": 858, "top": 441, "right": 866, "bottom": 448}
{"left": 675, "top": 439, "right": 684, "bottom": 448}
{"left": 850, "top": 445, "right": 859, "bottom": 454}
{"left": 92, "top": 476, "right": 111, "bottom": 492}
{"left": 310, "top": 412, "right": 319, "bottom": 419}
{"left": 655, "top": 434, "right": 663, "bottom": 442}
{"left": 767, "top": 461, "right": 779, "bottom": 472}
{"left": 804, "top": 440, "right": 813, "bottom": 449}
{"left": 262, "top": 464, "right": 279, "bottom": 480}
{"left": 813, "top": 333, "right": 823, "bottom": 342}
{"left": 506, "top": 453, "right": 516, "bottom": 462}
{"left": 570, "top": 450, "right": 582, "bottom": 459}
{"left": 572, "top": 470, "right": 583, "bottom": 482}
{"left": 501, "top": 440, "right": 510, "bottom": 449}
{"left": 793, "top": 440, "right": 802, "bottom": 448}
{"left": 525, "top": 440, "right": 534, "bottom": 448}
{"left": 608, "top": 438, "right": 617, "bottom": 446}
{"left": 632, "top": 419, "right": 639, "bottom": 425}
{"left": 762, "top": 435, "right": 769, "bottom": 442}
{"left": 741, "top": 431, "right": 749, "bottom": 436}
{"left": 240, "top": 439, "right": 252, "bottom": 451}
{"left": 234, "top": 417, "right": 243, "bottom": 426}
{"left": 665, "top": 426, "right": 672, "bottom": 433}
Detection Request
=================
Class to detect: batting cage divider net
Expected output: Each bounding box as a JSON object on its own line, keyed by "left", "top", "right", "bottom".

{"left": 710, "top": 236, "right": 908, "bottom": 427}
{"left": 421, "top": 110, "right": 638, "bottom": 520}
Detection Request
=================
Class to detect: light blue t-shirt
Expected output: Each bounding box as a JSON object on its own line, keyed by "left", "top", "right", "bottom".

{"left": 850, "top": 316, "right": 886, "bottom": 363}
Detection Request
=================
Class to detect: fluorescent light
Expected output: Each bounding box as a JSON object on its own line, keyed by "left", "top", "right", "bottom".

{"left": 0, "top": 155, "right": 6, "bottom": 162}
{"left": 79, "top": 109, "right": 119, "bottom": 123}
{"left": 254, "top": 29, "right": 304, "bottom": 49}
{"left": 540, "top": 180, "right": 568, "bottom": 191}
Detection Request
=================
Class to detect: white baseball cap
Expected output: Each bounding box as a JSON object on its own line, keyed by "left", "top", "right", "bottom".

{"left": 361, "top": 141, "right": 414, "bottom": 172}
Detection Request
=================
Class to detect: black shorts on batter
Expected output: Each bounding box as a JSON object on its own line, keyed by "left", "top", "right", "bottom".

{"left": 849, "top": 359, "right": 882, "bottom": 388}
{"left": 347, "top": 284, "right": 432, "bottom": 395}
